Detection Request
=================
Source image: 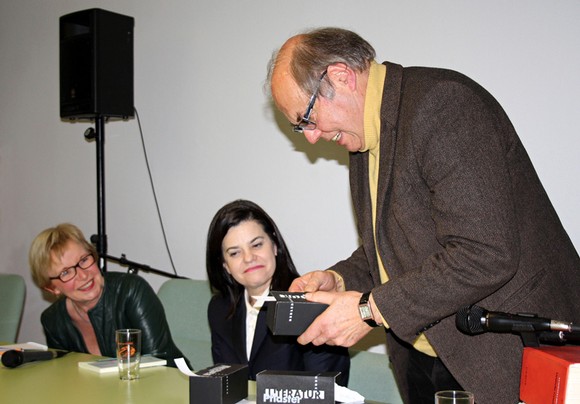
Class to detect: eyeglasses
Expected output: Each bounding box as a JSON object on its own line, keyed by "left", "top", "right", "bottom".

{"left": 292, "top": 71, "right": 328, "bottom": 133}
{"left": 49, "top": 253, "right": 96, "bottom": 283}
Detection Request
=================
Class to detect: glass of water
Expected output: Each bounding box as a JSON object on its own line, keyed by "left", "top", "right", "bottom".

{"left": 435, "top": 390, "right": 475, "bottom": 404}
{"left": 115, "top": 328, "right": 141, "bottom": 380}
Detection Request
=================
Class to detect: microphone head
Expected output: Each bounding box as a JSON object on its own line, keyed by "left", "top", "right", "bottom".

{"left": 1, "top": 350, "right": 24, "bottom": 368}
{"left": 456, "top": 305, "right": 487, "bottom": 335}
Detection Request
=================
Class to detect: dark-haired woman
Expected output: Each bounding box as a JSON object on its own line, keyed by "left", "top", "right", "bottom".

{"left": 206, "top": 200, "right": 350, "bottom": 386}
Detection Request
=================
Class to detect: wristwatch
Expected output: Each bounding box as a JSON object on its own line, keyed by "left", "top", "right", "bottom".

{"left": 358, "top": 292, "right": 379, "bottom": 327}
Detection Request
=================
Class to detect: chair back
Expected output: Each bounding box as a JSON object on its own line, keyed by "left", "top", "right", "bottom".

{"left": 0, "top": 273, "right": 26, "bottom": 342}
{"left": 157, "top": 278, "right": 213, "bottom": 369}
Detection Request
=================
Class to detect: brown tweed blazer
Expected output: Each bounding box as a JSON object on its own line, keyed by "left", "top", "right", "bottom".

{"left": 330, "top": 61, "right": 580, "bottom": 404}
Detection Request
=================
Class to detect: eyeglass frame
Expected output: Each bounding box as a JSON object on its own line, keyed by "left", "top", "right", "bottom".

{"left": 292, "top": 70, "right": 328, "bottom": 133}
{"left": 48, "top": 252, "right": 96, "bottom": 283}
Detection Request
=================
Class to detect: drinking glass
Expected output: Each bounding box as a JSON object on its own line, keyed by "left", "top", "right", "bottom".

{"left": 435, "top": 390, "right": 475, "bottom": 404}
{"left": 115, "top": 328, "right": 141, "bottom": 380}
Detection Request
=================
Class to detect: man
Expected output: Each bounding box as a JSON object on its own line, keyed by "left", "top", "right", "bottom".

{"left": 267, "top": 27, "right": 580, "bottom": 404}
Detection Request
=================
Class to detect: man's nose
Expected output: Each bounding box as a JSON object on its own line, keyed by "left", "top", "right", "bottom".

{"left": 303, "top": 129, "right": 321, "bottom": 144}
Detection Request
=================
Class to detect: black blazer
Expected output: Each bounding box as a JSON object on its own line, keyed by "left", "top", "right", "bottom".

{"left": 208, "top": 294, "right": 350, "bottom": 386}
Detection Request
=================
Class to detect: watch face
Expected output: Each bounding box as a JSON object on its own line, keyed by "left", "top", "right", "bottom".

{"left": 359, "top": 304, "right": 372, "bottom": 319}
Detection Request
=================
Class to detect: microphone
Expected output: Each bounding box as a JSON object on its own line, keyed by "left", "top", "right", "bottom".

{"left": 455, "top": 304, "right": 580, "bottom": 335}
{"left": 1, "top": 349, "right": 68, "bottom": 368}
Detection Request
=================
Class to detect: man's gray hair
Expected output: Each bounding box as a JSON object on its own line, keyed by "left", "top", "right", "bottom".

{"left": 266, "top": 27, "right": 376, "bottom": 99}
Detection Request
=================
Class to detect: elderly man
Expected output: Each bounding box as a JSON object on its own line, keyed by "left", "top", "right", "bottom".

{"left": 267, "top": 27, "right": 580, "bottom": 404}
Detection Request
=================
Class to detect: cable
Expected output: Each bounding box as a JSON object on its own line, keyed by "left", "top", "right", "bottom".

{"left": 133, "top": 107, "right": 178, "bottom": 276}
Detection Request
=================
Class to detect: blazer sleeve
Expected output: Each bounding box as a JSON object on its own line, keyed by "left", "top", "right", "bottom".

{"left": 328, "top": 245, "right": 376, "bottom": 293}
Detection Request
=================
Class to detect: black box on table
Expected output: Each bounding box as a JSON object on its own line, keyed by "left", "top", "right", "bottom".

{"left": 256, "top": 370, "right": 339, "bottom": 404}
{"left": 189, "top": 363, "right": 248, "bottom": 404}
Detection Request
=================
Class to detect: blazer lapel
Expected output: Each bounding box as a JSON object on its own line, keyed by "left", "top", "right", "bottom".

{"left": 232, "top": 301, "right": 248, "bottom": 362}
{"left": 248, "top": 307, "right": 269, "bottom": 361}
{"left": 375, "top": 62, "right": 404, "bottom": 279}
{"left": 376, "top": 62, "right": 403, "bottom": 212}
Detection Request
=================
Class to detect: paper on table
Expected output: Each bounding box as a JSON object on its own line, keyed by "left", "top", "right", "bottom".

{"left": 175, "top": 357, "right": 201, "bottom": 377}
{"left": 335, "top": 383, "right": 365, "bottom": 403}
{"left": 78, "top": 355, "right": 167, "bottom": 373}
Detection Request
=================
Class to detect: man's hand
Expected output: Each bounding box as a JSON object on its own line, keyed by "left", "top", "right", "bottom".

{"left": 289, "top": 270, "right": 338, "bottom": 293}
{"left": 296, "top": 290, "right": 373, "bottom": 347}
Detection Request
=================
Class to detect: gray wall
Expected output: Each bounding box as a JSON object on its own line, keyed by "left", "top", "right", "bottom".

{"left": 1, "top": 0, "right": 579, "bottom": 350}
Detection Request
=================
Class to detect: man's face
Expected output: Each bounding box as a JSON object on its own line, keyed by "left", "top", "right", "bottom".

{"left": 271, "top": 56, "right": 365, "bottom": 152}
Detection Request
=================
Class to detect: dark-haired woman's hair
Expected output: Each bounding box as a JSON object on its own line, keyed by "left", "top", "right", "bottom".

{"left": 206, "top": 199, "right": 299, "bottom": 317}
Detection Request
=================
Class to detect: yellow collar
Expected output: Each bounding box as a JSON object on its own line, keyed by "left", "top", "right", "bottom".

{"left": 361, "top": 61, "right": 386, "bottom": 154}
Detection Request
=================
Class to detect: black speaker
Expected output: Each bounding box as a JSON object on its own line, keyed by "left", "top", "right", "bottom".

{"left": 60, "top": 8, "right": 134, "bottom": 119}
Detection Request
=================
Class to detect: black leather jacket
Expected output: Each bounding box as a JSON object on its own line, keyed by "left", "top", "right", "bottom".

{"left": 41, "top": 272, "right": 186, "bottom": 367}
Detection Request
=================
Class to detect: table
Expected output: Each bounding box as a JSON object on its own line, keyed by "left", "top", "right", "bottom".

{"left": 0, "top": 350, "right": 385, "bottom": 404}
{"left": 0, "top": 352, "right": 190, "bottom": 404}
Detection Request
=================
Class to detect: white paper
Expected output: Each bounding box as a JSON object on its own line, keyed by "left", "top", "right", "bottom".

{"left": 175, "top": 357, "right": 201, "bottom": 377}
{"left": 335, "top": 383, "right": 365, "bottom": 403}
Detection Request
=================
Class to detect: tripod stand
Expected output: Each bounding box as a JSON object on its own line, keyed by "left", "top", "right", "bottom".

{"left": 84, "top": 115, "right": 185, "bottom": 279}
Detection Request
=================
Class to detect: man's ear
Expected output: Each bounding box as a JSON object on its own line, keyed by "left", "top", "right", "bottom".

{"left": 326, "top": 63, "right": 357, "bottom": 90}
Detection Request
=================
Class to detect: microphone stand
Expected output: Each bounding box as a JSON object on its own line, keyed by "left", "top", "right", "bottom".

{"left": 520, "top": 331, "right": 542, "bottom": 347}
{"left": 525, "top": 330, "right": 580, "bottom": 347}
{"left": 104, "top": 254, "right": 188, "bottom": 279}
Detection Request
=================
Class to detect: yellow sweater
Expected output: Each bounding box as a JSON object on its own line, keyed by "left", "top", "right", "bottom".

{"left": 362, "top": 61, "right": 437, "bottom": 358}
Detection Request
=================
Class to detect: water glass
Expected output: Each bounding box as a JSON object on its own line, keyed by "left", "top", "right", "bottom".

{"left": 115, "top": 328, "right": 141, "bottom": 380}
{"left": 435, "top": 390, "right": 474, "bottom": 404}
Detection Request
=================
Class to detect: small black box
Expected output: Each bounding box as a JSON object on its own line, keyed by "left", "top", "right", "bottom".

{"left": 189, "top": 363, "right": 248, "bottom": 404}
{"left": 256, "top": 370, "right": 338, "bottom": 404}
{"left": 266, "top": 292, "right": 328, "bottom": 336}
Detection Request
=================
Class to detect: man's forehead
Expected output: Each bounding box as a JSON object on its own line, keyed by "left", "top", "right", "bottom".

{"left": 271, "top": 39, "right": 310, "bottom": 121}
{"left": 272, "top": 83, "right": 307, "bottom": 124}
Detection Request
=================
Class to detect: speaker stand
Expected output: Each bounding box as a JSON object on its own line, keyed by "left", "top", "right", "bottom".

{"left": 84, "top": 115, "right": 108, "bottom": 272}
{"left": 84, "top": 116, "right": 185, "bottom": 279}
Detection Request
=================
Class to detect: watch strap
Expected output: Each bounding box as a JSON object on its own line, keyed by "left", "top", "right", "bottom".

{"left": 359, "top": 291, "right": 379, "bottom": 327}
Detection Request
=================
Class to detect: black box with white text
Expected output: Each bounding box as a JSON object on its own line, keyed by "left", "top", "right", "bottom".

{"left": 256, "top": 370, "right": 338, "bottom": 404}
{"left": 189, "top": 363, "right": 248, "bottom": 404}
{"left": 266, "top": 291, "right": 328, "bottom": 336}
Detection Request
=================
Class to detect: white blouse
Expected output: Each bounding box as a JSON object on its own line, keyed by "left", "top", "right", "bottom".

{"left": 243, "top": 288, "right": 268, "bottom": 359}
